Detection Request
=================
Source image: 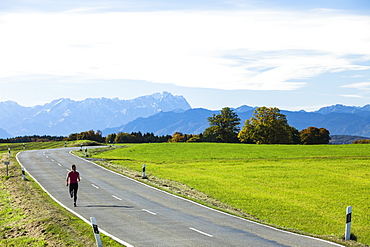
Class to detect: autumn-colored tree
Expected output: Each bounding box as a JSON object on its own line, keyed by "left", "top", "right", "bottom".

{"left": 299, "top": 127, "right": 330, "bottom": 144}
{"left": 203, "top": 107, "right": 240, "bottom": 143}
{"left": 67, "top": 130, "right": 104, "bottom": 142}
{"left": 187, "top": 134, "right": 202, "bottom": 142}
{"left": 168, "top": 132, "right": 185, "bottom": 142}
{"left": 238, "top": 107, "right": 299, "bottom": 144}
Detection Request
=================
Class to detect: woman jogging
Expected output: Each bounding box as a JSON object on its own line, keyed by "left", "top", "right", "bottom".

{"left": 66, "top": 164, "right": 80, "bottom": 207}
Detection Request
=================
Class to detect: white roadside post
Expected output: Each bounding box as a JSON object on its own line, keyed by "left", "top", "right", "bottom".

{"left": 21, "top": 166, "right": 27, "bottom": 180}
{"left": 142, "top": 164, "right": 147, "bottom": 179}
{"left": 90, "top": 217, "right": 103, "bottom": 247}
{"left": 4, "top": 161, "right": 9, "bottom": 176}
{"left": 345, "top": 206, "right": 352, "bottom": 241}
{"left": 7, "top": 148, "right": 10, "bottom": 158}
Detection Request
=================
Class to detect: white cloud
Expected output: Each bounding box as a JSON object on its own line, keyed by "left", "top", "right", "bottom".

{"left": 0, "top": 9, "right": 370, "bottom": 90}
{"left": 341, "top": 94, "right": 366, "bottom": 98}
{"left": 342, "top": 82, "right": 370, "bottom": 90}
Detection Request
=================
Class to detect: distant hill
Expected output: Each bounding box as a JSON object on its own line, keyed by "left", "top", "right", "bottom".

{"left": 330, "top": 135, "right": 370, "bottom": 144}
{"left": 103, "top": 104, "right": 370, "bottom": 138}
{"left": 0, "top": 127, "right": 11, "bottom": 139}
{"left": 103, "top": 108, "right": 216, "bottom": 136}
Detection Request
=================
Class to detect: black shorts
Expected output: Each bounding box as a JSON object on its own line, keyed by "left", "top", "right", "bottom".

{"left": 69, "top": 183, "right": 78, "bottom": 201}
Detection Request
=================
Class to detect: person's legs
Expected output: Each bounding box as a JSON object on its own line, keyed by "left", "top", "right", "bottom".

{"left": 73, "top": 184, "right": 78, "bottom": 203}
{"left": 69, "top": 184, "right": 73, "bottom": 198}
{"left": 70, "top": 183, "right": 78, "bottom": 206}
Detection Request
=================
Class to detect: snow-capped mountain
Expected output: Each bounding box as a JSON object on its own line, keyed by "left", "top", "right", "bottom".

{"left": 0, "top": 92, "right": 190, "bottom": 137}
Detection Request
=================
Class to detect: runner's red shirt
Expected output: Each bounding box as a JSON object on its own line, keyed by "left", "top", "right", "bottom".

{"left": 68, "top": 171, "right": 79, "bottom": 183}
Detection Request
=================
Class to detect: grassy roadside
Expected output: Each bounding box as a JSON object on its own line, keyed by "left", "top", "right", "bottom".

{"left": 86, "top": 143, "right": 370, "bottom": 247}
{"left": 0, "top": 142, "right": 123, "bottom": 246}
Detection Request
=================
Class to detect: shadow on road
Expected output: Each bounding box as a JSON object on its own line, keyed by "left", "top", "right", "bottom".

{"left": 83, "top": 205, "right": 134, "bottom": 208}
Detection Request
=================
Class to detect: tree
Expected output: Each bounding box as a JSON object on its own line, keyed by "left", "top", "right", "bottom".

{"left": 168, "top": 132, "right": 185, "bottom": 143}
{"left": 238, "top": 107, "right": 299, "bottom": 144}
{"left": 115, "top": 132, "right": 135, "bottom": 143}
{"left": 203, "top": 107, "right": 240, "bottom": 143}
{"left": 300, "top": 127, "right": 330, "bottom": 144}
{"left": 66, "top": 130, "right": 104, "bottom": 142}
{"left": 106, "top": 133, "right": 116, "bottom": 144}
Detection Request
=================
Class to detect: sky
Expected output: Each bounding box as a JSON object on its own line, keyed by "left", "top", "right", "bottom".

{"left": 1, "top": 0, "right": 370, "bottom": 111}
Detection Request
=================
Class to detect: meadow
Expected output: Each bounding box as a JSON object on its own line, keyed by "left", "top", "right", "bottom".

{"left": 92, "top": 143, "right": 370, "bottom": 246}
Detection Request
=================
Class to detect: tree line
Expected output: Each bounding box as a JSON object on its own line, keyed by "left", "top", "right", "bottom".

{"left": 64, "top": 106, "right": 331, "bottom": 145}
{"left": 0, "top": 135, "right": 65, "bottom": 143}
{"left": 0, "top": 106, "right": 331, "bottom": 144}
{"left": 202, "top": 107, "right": 330, "bottom": 144}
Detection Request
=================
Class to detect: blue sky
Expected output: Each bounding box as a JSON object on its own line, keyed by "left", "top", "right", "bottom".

{"left": 1, "top": 0, "right": 370, "bottom": 111}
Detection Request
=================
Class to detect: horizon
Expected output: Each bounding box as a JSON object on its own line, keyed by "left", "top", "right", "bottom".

{"left": 1, "top": 0, "right": 370, "bottom": 111}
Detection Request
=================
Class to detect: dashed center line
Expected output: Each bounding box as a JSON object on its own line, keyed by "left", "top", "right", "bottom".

{"left": 57, "top": 163, "right": 62, "bottom": 166}
{"left": 91, "top": 184, "right": 99, "bottom": 189}
{"left": 112, "top": 195, "right": 122, "bottom": 201}
{"left": 189, "top": 227, "right": 213, "bottom": 238}
{"left": 142, "top": 209, "right": 157, "bottom": 215}
{"left": 51, "top": 159, "right": 54, "bottom": 162}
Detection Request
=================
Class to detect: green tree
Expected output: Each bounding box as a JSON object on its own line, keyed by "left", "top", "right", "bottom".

{"left": 115, "top": 132, "right": 135, "bottom": 143}
{"left": 106, "top": 133, "right": 116, "bottom": 144}
{"left": 238, "top": 107, "right": 299, "bottom": 144}
{"left": 300, "top": 126, "right": 330, "bottom": 144}
{"left": 203, "top": 107, "right": 241, "bottom": 143}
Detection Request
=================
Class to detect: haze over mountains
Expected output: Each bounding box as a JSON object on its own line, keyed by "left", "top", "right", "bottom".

{"left": 1, "top": 91, "right": 370, "bottom": 139}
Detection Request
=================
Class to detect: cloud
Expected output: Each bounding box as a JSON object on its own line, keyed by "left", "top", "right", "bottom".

{"left": 341, "top": 94, "right": 366, "bottom": 98}
{"left": 0, "top": 8, "right": 370, "bottom": 90}
{"left": 342, "top": 82, "right": 370, "bottom": 90}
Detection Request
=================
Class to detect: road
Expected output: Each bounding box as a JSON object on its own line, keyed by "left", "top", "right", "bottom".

{"left": 17, "top": 147, "right": 344, "bottom": 247}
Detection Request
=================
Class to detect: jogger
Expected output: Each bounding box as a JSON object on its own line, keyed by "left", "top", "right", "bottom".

{"left": 66, "top": 164, "right": 80, "bottom": 207}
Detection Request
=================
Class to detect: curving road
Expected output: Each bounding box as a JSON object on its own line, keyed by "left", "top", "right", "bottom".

{"left": 17, "top": 147, "right": 344, "bottom": 247}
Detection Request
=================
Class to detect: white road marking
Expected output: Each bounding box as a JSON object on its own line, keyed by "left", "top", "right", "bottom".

{"left": 189, "top": 227, "right": 213, "bottom": 238}
{"left": 51, "top": 159, "right": 54, "bottom": 162}
{"left": 66, "top": 169, "right": 70, "bottom": 172}
{"left": 142, "top": 209, "right": 157, "bottom": 215}
{"left": 112, "top": 195, "right": 122, "bottom": 201}
{"left": 58, "top": 163, "right": 62, "bottom": 166}
{"left": 91, "top": 184, "right": 99, "bottom": 189}
{"left": 46, "top": 156, "right": 49, "bottom": 158}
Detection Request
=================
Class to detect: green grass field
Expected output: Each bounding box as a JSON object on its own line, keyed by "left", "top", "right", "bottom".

{"left": 92, "top": 143, "right": 370, "bottom": 246}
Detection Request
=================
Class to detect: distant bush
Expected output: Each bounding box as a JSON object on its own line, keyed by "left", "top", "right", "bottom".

{"left": 352, "top": 139, "right": 370, "bottom": 144}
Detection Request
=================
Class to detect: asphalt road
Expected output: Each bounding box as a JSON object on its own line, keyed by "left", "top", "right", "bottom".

{"left": 17, "top": 147, "right": 344, "bottom": 247}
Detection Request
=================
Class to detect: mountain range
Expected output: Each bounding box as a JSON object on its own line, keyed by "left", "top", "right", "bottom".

{"left": 0, "top": 92, "right": 190, "bottom": 138}
{"left": 103, "top": 105, "right": 370, "bottom": 138}
{"left": 1, "top": 92, "right": 370, "bottom": 139}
